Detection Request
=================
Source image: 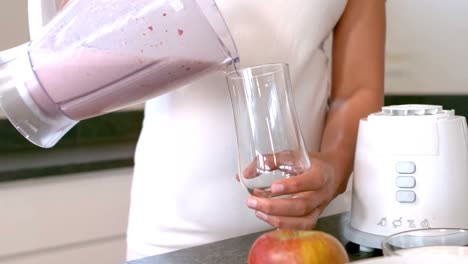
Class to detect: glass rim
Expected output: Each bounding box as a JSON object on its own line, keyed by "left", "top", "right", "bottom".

{"left": 381, "top": 227, "right": 468, "bottom": 256}
{"left": 225, "top": 62, "right": 289, "bottom": 80}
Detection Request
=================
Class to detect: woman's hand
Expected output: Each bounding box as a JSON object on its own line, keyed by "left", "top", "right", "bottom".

{"left": 245, "top": 152, "right": 344, "bottom": 230}
{"left": 244, "top": 0, "right": 386, "bottom": 231}
{"left": 59, "top": 0, "right": 70, "bottom": 9}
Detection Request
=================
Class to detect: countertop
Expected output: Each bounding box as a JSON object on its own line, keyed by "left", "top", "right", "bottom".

{"left": 125, "top": 212, "right": 383, "bottom": 264}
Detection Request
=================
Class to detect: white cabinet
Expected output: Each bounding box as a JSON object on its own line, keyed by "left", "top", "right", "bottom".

{"left": 0, "top": 168, "right": 133, "bottom": 264}
{"left": 0, "top": 239, "right": 126, "bottom": 264}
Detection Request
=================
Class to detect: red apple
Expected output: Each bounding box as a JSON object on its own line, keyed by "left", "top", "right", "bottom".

{"left": 248, "top": 229, "right": 349, "bottom": 264}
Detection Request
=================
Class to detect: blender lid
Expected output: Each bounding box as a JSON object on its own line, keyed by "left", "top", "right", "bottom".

{"left": 382, "top": 104, "right": 443, "bottom": 116}
{"left": 369, "top": 104, "right": 456, "bottom": 120}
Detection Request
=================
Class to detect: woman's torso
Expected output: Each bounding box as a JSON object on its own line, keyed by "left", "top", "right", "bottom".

{"left": 127, "top": 0, "right": 347, "bottom": 259}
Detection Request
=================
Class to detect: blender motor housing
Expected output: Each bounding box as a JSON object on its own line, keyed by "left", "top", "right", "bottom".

{"left": 344, "top": 104, "right": 468, "bottom": 249}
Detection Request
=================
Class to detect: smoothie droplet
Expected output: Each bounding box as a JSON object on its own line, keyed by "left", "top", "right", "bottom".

{"left": 163, "top": 13, "right": 167, "bottom": 16}
{"left": 148, "top": 26, "right": 153, "bottom": 31}
{"left": 178, "top": 29, "right": 184, "bottom": 36}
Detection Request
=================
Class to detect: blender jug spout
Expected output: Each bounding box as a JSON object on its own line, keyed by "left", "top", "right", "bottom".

{"left": 195, "top": 0, "right": 239, "bottom": 66}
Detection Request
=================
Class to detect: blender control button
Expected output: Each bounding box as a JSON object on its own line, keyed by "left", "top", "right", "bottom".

{"left": 396, "top": 191, "right": 416, "bottom": 203}
{"left": 396, "top": 162, "right": 416, "bottom": 174}
{"left": 396, "top": 176, "right": 416, "bottom": 188}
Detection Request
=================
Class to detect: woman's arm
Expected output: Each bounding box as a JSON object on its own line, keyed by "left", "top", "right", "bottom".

{"left": 322, "top": 0, "right": 386, "bottom": 193}
{"left": 247, "top": 0, "right": 386, "bottom": 229}
{"left": 59, "top": 0, "right": 70, "bottom": 9}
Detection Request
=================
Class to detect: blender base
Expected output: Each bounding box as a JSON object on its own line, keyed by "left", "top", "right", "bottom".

{"left": 343, "top": 223, "right": 386, "bottom": 250}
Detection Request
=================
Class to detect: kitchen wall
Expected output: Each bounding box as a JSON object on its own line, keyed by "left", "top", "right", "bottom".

{"left": 385, "top": 0, "right": 468, "bottom": 94}
{"left": 0, "top": 1, "right": 29, "bottom": 52}
{"left": 0, "top": 1, "right": 27, "bottom": 119}
{"left": 0, "top": 1, "right": 468, "bottom": 264}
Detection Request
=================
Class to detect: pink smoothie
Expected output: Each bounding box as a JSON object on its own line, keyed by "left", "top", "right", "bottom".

{"left": 29, "top": 48, "right": 217, "bottom": 120}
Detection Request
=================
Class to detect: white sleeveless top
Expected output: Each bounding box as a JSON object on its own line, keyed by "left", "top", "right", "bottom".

{"left": 127, "top": 0, "right": 347, "bottom": 259}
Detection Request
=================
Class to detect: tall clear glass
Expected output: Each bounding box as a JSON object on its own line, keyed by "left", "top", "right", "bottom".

{"left": 226, "top": 63, "right": 310, "bottom": 198}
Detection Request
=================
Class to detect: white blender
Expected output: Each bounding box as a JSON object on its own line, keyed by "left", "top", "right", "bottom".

{"left": 344, "top": 104, "right": 468, "bottom": 250}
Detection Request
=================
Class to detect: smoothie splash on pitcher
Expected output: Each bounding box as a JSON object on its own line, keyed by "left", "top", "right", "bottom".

{"left": 0, "top": 0, "right": 239, "bottom": 148}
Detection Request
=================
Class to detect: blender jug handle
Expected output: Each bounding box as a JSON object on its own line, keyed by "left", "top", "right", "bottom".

{"left": 27, "top": 0, "right": 58, "bottom": 40}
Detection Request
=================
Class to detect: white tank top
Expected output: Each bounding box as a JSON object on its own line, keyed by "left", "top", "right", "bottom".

{"left": 127, "top": 0, "right": 347, "bottom": 258}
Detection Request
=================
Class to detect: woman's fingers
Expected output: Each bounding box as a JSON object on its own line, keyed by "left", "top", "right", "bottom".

{"left": 242, "top": 150, "right": 306, "bottom": 179}
{"left": 247, "top": 192, "right": 321, "bottom": 217}
{"left": 242, "top": 154, "right": 282, "bottom": 179}
{"left": 243, "top": 154, "right": 341, "bottom": 230}
{"left": 254, "top": 205, "right": 325, "bottom": 230}
{"left": 242, "top": 158, "right": 261, "bottom": 179}
{"left": 269, "top": 166, "right": 329, "bottom": 197}
{"left": 59, "top": 0, "right": 70, "bottom": 9}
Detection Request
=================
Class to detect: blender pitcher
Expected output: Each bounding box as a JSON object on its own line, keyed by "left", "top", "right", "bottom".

{"left": 0, "top": 0, "right": 238, "bottom": 148}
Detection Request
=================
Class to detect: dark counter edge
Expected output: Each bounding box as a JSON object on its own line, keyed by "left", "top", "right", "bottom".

{"left": 1, "top": 94, "right": 468, "bottom": 182}
{"left": 0, "top": 110, "right": 144, "bottom": 182}
{"left": 125, "top": 212, "right": 383, "bottom": 264}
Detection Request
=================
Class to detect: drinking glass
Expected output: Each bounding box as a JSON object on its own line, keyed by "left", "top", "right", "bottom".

{"left": 226, "top": 63, "right": 310, "bottom": 198}
{"left": 381, "top": 228, "right": 468, "bottom": 259}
